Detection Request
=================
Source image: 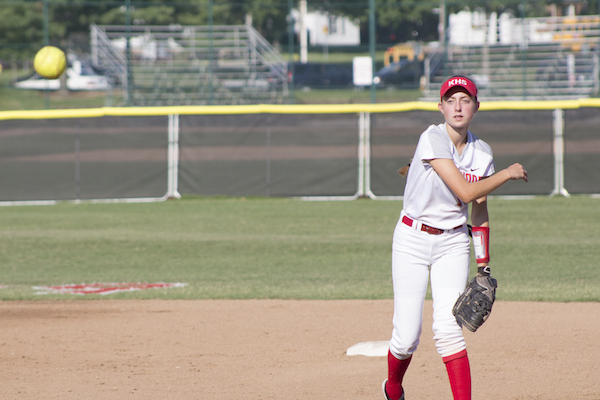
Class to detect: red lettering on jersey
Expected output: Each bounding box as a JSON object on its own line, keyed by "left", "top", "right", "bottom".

{"left": 462, "top": 171, "right": 481, "bottom": 183}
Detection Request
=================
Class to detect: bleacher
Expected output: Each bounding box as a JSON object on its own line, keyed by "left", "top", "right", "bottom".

{"left": 90, "top": 23, "right": 290, "bottom": 106}
{"left": 422, "top": 13, "right": 600, "bottom": 100}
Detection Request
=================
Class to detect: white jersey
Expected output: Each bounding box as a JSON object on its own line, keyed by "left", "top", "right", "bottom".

{"left": 403, "top": 123, "right": 495, "bottom": 230}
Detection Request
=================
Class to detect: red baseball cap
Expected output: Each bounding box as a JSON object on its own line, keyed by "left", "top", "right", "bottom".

{"left": 440, "top": 76, "right": 478, "bottom": 99}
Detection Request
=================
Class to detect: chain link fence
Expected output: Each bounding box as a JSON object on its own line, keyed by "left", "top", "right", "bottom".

{"left": 1, "top": 100, "right": 598, "bottom": 204}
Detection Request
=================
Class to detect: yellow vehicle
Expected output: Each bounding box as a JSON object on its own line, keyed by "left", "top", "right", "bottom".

{"left": 373, "top": 42, "right": 425, "bottom": 88}
{"left": 383, "top": 42, "right": 424, "bottom": 67}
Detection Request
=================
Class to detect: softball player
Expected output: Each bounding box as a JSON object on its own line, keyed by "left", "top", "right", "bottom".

{"left": 382, "top": 76, "right": 528, "bottom": 400}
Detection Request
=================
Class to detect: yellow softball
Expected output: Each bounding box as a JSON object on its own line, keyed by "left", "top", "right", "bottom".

{"left": 34, "top": 46, "right": 67, "bottom": 79}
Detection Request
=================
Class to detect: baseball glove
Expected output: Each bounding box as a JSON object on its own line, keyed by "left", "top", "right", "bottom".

{"left": 452, "top": 274, "right": 498, "bottom": 332}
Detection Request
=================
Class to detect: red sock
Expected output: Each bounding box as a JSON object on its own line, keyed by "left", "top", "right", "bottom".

{"left": 386, "top": 350, "right": 412, "bottom": 400}
{"left": 443, "top": 349, "right": 471, "bottom": 400}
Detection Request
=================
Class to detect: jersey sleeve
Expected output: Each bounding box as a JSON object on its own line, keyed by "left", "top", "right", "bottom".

{"left": 485, "top": 160, "right": 495, "bottom": 177}
{"left": 474, "top": 136, "right": 495, "bottom": 177}
{"left": 418, "top": 125, "right": 452, "bottom": 161}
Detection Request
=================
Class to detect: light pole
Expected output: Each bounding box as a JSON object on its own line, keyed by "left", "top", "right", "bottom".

{"left": 43, "top": 0, "right": 50, "bottom": 109}
{"left": 287, "top": 0, "right": 295, "bottom": 101}
{"left": 597, "top": 0, "right": 600, "bottom": 96}
{"left": 208, "top": 0, "right": 214, "bottom": 105}
{"left": 520, "top": 0, "right": 526, "bottom": 99}
{"left": 125, "top": 0, "right": 133, "bottom": 106}
{"left": 369, "top": 0, "right": 376, "bottom": 103}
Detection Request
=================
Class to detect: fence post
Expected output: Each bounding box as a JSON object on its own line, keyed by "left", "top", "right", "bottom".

{"left": 358, "top": 112, "right": 366, "bottom": 197}
{"left": 364, "top": 112, "right": 375, "bottom": 198}
{"left": 167, "top": 114, "right": 181, "bottom": 199}
{"left": 550, "top": 108, "right": 570, "bottom": 197}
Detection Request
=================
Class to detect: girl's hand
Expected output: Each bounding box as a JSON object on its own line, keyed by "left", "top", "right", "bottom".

{"left": 506, "top": 163, "right": 528, "bottom": 182}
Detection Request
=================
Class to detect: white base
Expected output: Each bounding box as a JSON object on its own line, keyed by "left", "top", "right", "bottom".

{"left": 346, "top": 340, "right": 390, "bottom": 357}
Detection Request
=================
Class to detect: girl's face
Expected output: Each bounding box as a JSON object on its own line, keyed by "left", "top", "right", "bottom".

{"left": 438, "top": 90, "right": 479, "bottom": 132}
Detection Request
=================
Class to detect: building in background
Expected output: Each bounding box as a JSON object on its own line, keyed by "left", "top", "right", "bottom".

{"left": 291, "top": 9, "right": 360, "bottom": 46}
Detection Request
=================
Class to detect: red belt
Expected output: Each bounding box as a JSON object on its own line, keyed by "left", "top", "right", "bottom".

{"left": 402, "top": 215, "right": 463, "bottom": 235}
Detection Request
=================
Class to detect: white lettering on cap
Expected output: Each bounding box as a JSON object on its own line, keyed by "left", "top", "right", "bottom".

{"left": 448, "top": 78, "right": 467, "bottom": 87}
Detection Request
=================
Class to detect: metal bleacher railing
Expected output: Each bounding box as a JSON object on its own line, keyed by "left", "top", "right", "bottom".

{"left": 90, "top": 23, "right": 290, "bottom": 106}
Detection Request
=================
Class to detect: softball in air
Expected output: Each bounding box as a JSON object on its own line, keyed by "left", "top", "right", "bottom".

{"left": 34, "top": 46, "right": 67, "bottom": 79}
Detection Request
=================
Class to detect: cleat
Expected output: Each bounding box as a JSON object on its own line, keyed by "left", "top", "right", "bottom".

{"left": 382, "top": 379, "right": 405, "bottom": 400}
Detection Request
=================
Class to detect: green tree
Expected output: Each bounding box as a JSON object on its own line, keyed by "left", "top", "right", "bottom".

{"left": 244, "top": 0, "right": 290, "bottom": 44}
{"left": 0, "top": 2, "right": 65, "bottom": 60}
{"left": 375, "top": 0, "right": 441, "bottom": 43}
{"left": 0, "top": 0, "right": 589, "bottom": 64}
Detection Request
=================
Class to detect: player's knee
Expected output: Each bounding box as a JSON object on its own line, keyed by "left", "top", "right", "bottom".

{"left": 433, "top": 330, "right": 465, "bottom": 358}
{"left": 389, "top": 337, "right": 418, "bottom": 359}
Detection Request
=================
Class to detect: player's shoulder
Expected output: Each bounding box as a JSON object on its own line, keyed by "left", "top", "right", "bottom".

{"left": 421, "top": 123, "right": 448, "bottom": 141}
{"left": 467, "top": 131, "right": 493, "bottom": 156}
{"left": 424, "top": 123, "right": 445, "bottom": 135}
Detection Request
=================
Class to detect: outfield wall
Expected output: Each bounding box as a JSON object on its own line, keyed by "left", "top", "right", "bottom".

{"left": 0, "top": 99, "right": 599, "bottom": 204}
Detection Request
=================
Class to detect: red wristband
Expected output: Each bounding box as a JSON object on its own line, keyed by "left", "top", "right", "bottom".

{"left": 471, "top": 226, "right": 490, "bottom": 263}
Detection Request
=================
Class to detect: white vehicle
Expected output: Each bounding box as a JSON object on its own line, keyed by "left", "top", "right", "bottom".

{"left": 66, "top": 60, "right": 109, "bottom": 91}
{"left": 13, "top": 60, "right": 109, "bottom": 91}
{"left": 13, "top": 74, "right": 60, "bottom": 90}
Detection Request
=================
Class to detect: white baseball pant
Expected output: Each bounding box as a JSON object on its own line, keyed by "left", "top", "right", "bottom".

{"left": 389, "top": 213, "right": 470, "bottom": 359}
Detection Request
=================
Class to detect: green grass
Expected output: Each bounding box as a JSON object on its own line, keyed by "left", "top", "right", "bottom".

{"left": 486, "top": 196, "right": 600, "bottom": 302}
{"left": 1, "top": 68, "right": 421, "bottom": 110}
{"left": 0, "top": 72, "right": 111, "bottom": 110}
{"left": 297, "top": 50, "right": 389, "bottom": 64}
{"left": 0, "top": 86, "right": 110, "bottom": 110}
{"left": 0, "top": 195, "right": 598, "bottom": 301}
{"left": 0, "top": 82, "right": 420, "bottom": 109}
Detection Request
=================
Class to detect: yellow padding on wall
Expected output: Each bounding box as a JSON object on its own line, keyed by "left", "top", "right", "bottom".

{"left": 479, "top": 99, "right": 598, "bottom": 110}
{"left": 0, "top": 102, "right": 438, "bottom": 120}
{"left": 1, "top": 98, "right": 599, "bottom": 121}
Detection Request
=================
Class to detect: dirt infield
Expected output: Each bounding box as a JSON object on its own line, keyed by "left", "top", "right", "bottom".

{"left": 1, "top": 300, "right": 598, "bottom": 400}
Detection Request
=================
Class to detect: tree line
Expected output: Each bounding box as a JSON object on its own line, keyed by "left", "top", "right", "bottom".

{"left": 0, "top": 0, "right": 595, "bottom": 62}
